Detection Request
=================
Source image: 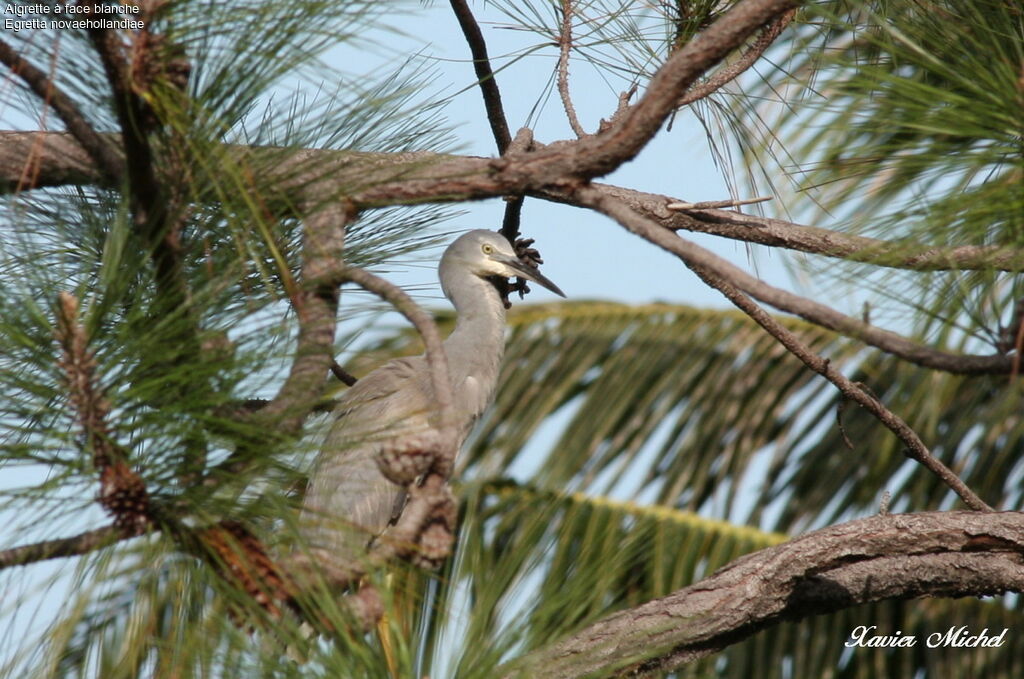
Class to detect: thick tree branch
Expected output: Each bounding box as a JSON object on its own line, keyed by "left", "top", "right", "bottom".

{"left": 504, "top": 511, "right": 1024, "bottom": 678}
{"left": 577, "top": 187, "right": 992, "bottom": 511}
{"left": 81, "top": 6, "right": 161, "bottom": 228}
{"left": 4, "top": 131, "right": 1017, "bottom": 375}
{"left": 80, "top": 7, "right": 193, "bottom": 317}
{"left": 251, "top": 205, "right": 349, "bottom": 436}
{"left": 7, "top": 131, "right": 1019, "bottom": 273}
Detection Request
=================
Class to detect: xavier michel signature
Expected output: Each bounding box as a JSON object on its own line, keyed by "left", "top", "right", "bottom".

{"left": 846, "top": 625, "right": 1008, "bottom": 649}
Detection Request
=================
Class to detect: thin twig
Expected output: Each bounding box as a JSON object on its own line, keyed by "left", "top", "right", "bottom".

{"left": 667, "top": 196, "right": 772, "bottom": 210}
{"left": 576, "top": 187, "right": 992, "bottom": 512}
{"left": 448, "top": 0, "right": 512, "bottom": 152}
{"left": 448, "top": 0, "right": 526, "bottom": 244}
{"left": 557, "top": 0, "right": 587, "bottom": 138}
{"left": 0, "top": 526, "right": 122, "bottom": 570}
{"left": 330, "top": 361, "right": 358, "bottom": 386}
{"left": 0, "top": 39, "right": 123, "bottom": 179}
{"left": 500, "top": 128, "right": 539, "bottom": 243}
{"left": 678, "top": 9, "right": 796, "bottom": 106}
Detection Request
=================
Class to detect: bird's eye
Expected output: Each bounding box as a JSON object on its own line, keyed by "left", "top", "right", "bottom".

{"left": 482, "top": 243, "right": 494, "bottom": 255}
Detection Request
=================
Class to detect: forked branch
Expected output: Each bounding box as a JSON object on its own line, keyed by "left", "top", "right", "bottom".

{"left": 576, "top": 187, "right": 992, "bottom": 512}
{"left": 677, "top": 9, "right": 796, "bottom": 106}
{"left": 0, "top": 38, "right": 123, "bottom": 180}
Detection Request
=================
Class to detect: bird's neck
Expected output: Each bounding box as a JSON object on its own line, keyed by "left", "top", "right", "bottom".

{"left": 442, "top": 272, "right": 507, "bottom": 392}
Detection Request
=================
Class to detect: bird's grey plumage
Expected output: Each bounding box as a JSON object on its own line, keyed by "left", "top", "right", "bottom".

{"left": 300, "top": 230, "right": 564, "bottom": 570}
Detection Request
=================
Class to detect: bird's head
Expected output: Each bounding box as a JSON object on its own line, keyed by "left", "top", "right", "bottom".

{"left": 440, "top": 229, "right": 565, "bottom": 298}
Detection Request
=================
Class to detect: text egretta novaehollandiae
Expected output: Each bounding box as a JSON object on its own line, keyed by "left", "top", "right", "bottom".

{"left": 300, "top": 230, "right": 564, "bottom": 572}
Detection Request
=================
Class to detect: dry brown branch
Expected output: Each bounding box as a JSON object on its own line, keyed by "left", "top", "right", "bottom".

{"left": 678, "top": 9, "right": 796, "bottom": 106}
{"left": 549, "top": 183, "right": 1014, "bottom": 375}
{"left": 207, "top": 205, "right": 349, "bottom": 484}
{"left": 448, "top": 0, "right": 513, "bottom": 153}
{"left": 0, "top": 526, "right": 122, "bottom": 570}
{"left": 0, "top": 39, "right": 123, "bottom": 180}
{"left": 10, "top": 130, "right": 1019, "bottom": 274}
{"left": 5, "top": 131, "right": 1017, "bottom": 375}
{"left": 557, "top": 0, "right": 587, "bottom": 138}
{"left": 575, "top": 187, "right": 992, "bottom": 511}
{"left": 254, "top": 204, "right": 349, "bottom": 435}
{"left": 504, "top": 511, "right": 1024, "bottom": 678}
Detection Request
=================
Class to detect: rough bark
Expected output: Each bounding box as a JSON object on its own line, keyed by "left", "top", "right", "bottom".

{"left": 3, "top": 131, "right": 1021, "bottom": 274}
{"left": 503, "top": 511, "right": 1024, "bottom": 678}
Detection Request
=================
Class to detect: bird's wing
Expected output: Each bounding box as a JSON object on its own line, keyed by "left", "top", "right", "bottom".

{"left": 300, "top": 356, "right": 432, "bottom": 567}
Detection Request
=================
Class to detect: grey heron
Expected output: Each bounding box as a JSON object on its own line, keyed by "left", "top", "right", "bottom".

{"left": 300, "top": 229, "right": 564, "bottom": 574}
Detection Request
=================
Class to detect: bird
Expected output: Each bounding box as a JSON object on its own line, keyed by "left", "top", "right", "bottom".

{"left": 299, "top": 229, "right": 564, "bottom": 575}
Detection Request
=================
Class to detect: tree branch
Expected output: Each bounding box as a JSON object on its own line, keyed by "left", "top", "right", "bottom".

{"left": 514, "top": 0, "right": 798, "bottom": 184}
{"left": 448, "top": 0, "right": 513, "bottom": 153}
{"left": 557, "top": 0, "right": 587, "bottom": 138}
{"left": 55, "top": 292, "right": 154, "bottom": 534}
{"left": 4, "top": 131, "right": 1017, "bottom": 375}
{"left": 0, "top": 526, "right": 122, "bottom": 570}
{"left": 677, "top": 9, "right": 795, "bottom": 106}
{"left": 446, "top": 0, "right": 526, "bottom": 249}
{"left": 9, "top": 131, "right": 1019, "bottom": 273}
{"left": 563, "top": 185, "right": 1013, "bottom": 374}
{"left": 0, "top": 39, "right": 123, "bottom": 180}
{"left": 250, "top": 204, "right": 349, "bottom": 436}
{"left": 287, "top": 268, "right": 460, "bottom": 590}
{"left": 504, "top": 511, "right": 1024, "bottom": 678}
{"left": 576, "top": 187, "right": 992, "bottom": 511}
{"left": 340, "top": 266, "right": 456, "bottom": 459}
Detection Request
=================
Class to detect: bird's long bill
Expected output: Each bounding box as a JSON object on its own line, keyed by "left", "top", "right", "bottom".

{"left": 501, "top": 256, "right": 566, "bottom": 297}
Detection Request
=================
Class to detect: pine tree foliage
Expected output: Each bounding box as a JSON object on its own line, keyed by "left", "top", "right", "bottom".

{"left": 756, "top": 0, "right": 1024, "bottom": 344}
